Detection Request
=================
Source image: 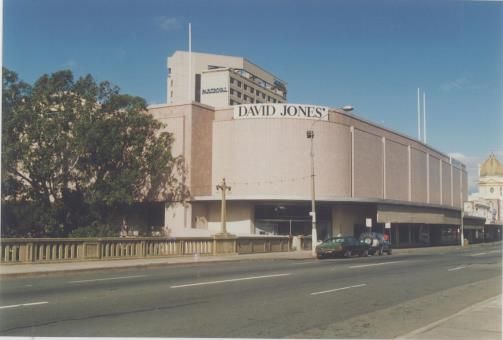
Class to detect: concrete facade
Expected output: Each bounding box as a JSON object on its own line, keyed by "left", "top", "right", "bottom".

{"left": 148, "top": 102, "right": 468, "bottom": 245}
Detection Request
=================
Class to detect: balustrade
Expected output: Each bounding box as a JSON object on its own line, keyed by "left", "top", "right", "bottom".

{"left": 0, "top": 236, "right": 291, "bottom": 264}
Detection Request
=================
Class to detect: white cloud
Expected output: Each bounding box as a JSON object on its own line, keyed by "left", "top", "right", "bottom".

{"left": 440, "top": 77, "right": 487, "bottom": 92}
{"left": 440, "top": 77, "right": 469, "bottom": 92}
{"left": 156, "top": 17, "right": 181, "bottom": 31}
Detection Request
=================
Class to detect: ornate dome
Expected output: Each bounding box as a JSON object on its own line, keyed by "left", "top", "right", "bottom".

{"left": 480, "top": 154, "right": 503, "bottom": 177}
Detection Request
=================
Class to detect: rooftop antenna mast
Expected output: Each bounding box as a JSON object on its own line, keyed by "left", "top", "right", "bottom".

{"left": 423, "top": 91, "right": 427, "bottom": 144}
{"left": 188, "top": 23, "right": 192, "bottom": 103}
{"left": 417, "top": 88, "right": 421, "bottom": 141}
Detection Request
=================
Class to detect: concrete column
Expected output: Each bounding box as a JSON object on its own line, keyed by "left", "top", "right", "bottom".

{"left": 383, "top": 137, "right": 386, "bottom": 199}
{"left": 427, "top": 153, "right": 430, "bottom": 204}
{"left": 351, "top": 126, "right": 355, "bottom": 197}
{"left": 440, "top": 160, "right": 443, "bottom": 205}
{"left": 408, "top": 145, "right": 412, "bottom": 201}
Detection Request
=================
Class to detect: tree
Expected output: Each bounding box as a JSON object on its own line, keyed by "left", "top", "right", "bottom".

{"left": 1, "top": 68, "right": 189, "bottom": 236}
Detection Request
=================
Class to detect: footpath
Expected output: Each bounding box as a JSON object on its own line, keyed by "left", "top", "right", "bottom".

{"left": 1, "top": 241, "right": 501, "bottom": 339}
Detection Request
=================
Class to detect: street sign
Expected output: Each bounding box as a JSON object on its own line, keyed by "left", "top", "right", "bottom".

{"left": 385, "top": 222, "right": 391, "bottom": 229}
{"left": 366, "top": 218, "right": 372, "bottom": 228}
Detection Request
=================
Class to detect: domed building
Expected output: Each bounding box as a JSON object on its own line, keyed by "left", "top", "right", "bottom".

{"left": 465, "top": 153, "right": 503, "bottom": 241}
{"left": 479, "top": 153, "right": 503, "bottom": 199}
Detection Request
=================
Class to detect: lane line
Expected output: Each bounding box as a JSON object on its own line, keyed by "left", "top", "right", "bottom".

{"left": 470, "top": 252, "right": 488, "bottom": 257}
{"left": 448, "top": 265, "right": 466, "bottom": 271}
{"left": 170, "top": 273, "right": 291, "bottom": 288}
{"left": 290, "top": 261, "right": 320, "bottom": 265}
{"left": 290, "top": 260, "right": 339, "bottom": 265}
{"left": 0, "top": 301, "right": 48, "bottom": 310}
{"left": 489, "top": 250, "right": 501, "bottom": 254}
{"left": 311, "top": 284, "right": 367, "bottom": 296}
{"left": 349, "top": 261, "right": 402, "bottom": 269}
{"left": 68, "top": 275, "right": 146, "bottom": 284}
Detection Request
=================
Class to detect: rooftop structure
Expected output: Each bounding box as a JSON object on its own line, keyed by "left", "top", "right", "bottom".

{"left": 167, "top": 51, "right": 287, "bottom": 107}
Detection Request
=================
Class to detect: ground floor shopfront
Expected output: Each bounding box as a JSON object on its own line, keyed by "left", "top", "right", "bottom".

{"left": 165, "top": 199, "right": 471, "bottom": 248}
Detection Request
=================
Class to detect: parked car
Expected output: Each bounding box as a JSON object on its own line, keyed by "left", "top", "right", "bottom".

{"left": 359, "top": 232, "right": 392, "bottom": 255}
{"left": 315, "top": 236, "right": 371, "bottom": 259}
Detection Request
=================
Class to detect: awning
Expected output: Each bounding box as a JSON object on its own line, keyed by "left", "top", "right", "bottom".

{"left": 377, "top": 204, "right": 461, "bottom": 225}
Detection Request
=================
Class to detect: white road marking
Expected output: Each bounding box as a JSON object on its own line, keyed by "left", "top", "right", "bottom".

{"left": 170, "top": 273, "right": 291, "bottom": 288}
{"left": 68, "top": 275, "right": 146, "bottom": 284}
{"left": 311, "top": 284, "right": 367, "bottom": 296}
{"left": 489, "top": 250, "right": 501, "bottom": 254}
{"left": 0, "top": 301, "right": 48, "bottom": 310}
{"left": 349, "top": 261, "right": 402, "bottom": 269}
{"left": 291, "top": 259, "right": 338, "bottom": 265}
{"left": 448, "top": 266, "right": 466, "bottom": 271}
{"left": 470, "top": 252, "right": 488, "bottom": 257}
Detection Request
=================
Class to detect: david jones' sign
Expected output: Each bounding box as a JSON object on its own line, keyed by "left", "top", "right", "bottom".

{"left": 234, "top": 104, "right": 329, "bottom": 120}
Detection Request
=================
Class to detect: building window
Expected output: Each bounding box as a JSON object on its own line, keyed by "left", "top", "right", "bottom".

{"left": 249, "top": 86, "right": 254, "bottom": 93}
{"left": 244, "top": 84, "right": 248, "bottom": 90}
{"left": 237, "top": 80, "right": 242, "bottom": 87}
{"left": 230, "top": 78, "right": 235, "bottom": 84}
{"left": 236, "top": 91, "right": 242, "bottom": 98}
{"left": 230, "top": 88, "right": 234, "bottom": 95}
{"left": 262, "top": 93, "right": 266, "bottom": 99}
{"left": 490, "top": 187, "right": 494, "bottom": 193}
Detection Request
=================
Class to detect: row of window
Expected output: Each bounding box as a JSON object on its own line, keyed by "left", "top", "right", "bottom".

{"left": 230, "top": 77, "right": 280, "bottom": 101}
{"left": 229, "top": 88, "right": 279, "bottom": 103}
{"left": 230, "top": 99, "right": 263, "bottom": 105}
{"left": 230, "top": 89, "right": 280, "bottom": 104}
{"left": 230, "top": 77, "right": 242, "bottom": 87}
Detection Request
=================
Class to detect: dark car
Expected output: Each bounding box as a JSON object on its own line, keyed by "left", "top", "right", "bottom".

{"left": 315, "top": 236, "right": 371, "bottom": 259}
{"left": 359, "top": 232, "right": 392, "bottom": 255}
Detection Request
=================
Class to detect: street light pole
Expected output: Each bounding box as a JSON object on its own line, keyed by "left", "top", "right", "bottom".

{"left": 307, "top": 130, "right": 317, "bottom": 257}
{"left": 306, "top": 106, "right": 353, "bottom": 257}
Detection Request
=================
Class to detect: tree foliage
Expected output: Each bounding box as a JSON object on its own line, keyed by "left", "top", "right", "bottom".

{"left": 2, "top": 68, "right": 189, "bottom": 236}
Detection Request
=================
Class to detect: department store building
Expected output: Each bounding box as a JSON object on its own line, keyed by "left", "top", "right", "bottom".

{"left": 149, "top": 51, "right": 468, "bottom": 247}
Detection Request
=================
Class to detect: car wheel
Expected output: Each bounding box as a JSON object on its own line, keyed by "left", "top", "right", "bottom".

{"left": 316, "top": 254, "right": 324, "bottom": 259}
{"left": 378, "top": 246, "right": 384, "bottom": 256}
{"left": 361, "top": 249, "right": 368, "bottom": 257}
{"left": 344, "top": 249, "right": 352, "bottom": 258}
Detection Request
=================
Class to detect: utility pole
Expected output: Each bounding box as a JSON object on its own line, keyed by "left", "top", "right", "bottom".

{"left": 216, "top": 178, "right": 231, "bottom": 235}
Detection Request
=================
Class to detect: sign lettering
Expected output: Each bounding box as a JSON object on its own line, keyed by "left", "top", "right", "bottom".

{"left": 202, "top": 87, "right": 228, "bottom": 95}
{"left": 233, "top": 104, "right": 329, "bottom": 120}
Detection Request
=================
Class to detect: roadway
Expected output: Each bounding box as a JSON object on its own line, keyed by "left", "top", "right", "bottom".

{"left": 0, "top": 244, "right": 501, "bottom": 338}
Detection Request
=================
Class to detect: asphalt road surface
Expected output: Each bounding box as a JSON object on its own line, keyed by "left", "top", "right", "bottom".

{"left": 0, "top": 244, "right": 501, "bottom": 338}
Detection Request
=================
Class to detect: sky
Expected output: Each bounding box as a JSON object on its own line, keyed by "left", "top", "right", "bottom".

{"left": 3, "top": 0, "right": 503, "bottom": 192}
